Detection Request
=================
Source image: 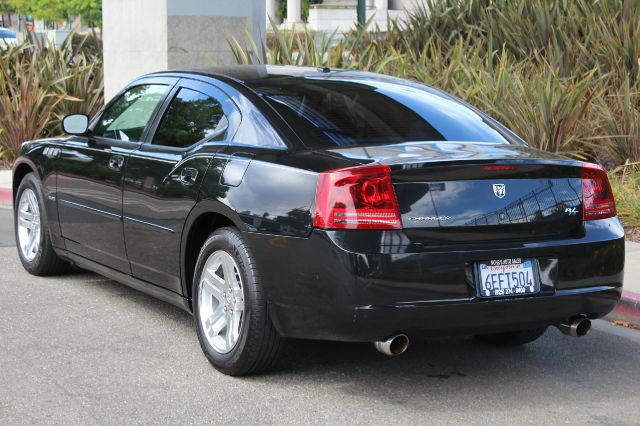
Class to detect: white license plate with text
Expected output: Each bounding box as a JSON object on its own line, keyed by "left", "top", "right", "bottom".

{"left": 477, "top": 258, "right": 539, "bottom": 297}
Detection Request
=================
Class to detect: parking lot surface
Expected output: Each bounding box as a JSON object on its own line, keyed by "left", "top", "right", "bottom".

{"left": 1, "top": 208, "right": 639, "bottom": 425}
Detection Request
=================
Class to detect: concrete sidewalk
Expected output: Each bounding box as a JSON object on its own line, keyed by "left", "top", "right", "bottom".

{"left": 608, "top": 241, "right": 640, "bottom": 324}
{"left": 1, "top": 168, "right": 638, "bottom": 322}
{"left": 0, "top": 169, "right": 11, "bottom": 207}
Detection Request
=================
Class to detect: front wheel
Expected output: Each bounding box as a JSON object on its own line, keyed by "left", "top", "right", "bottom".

{"left": 14, "top": 173, "right": 69, "bottom": 276}
{"left": 474, "top": 327, "right": 547, "bottom": 346}
{"left": 193, "top": 227, "right": 283, "bottom": 376}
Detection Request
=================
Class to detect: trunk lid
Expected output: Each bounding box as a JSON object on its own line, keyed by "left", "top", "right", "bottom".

{"left": 323, "top": 142, "right": 584, "bottom": 243}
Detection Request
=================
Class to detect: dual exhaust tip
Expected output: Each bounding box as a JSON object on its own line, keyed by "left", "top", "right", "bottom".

{"left": 557, "top": 317, "right": 592, "bottom": 337}
{"left": 373, "top": 317, "right": 591, "bottom": 356}
{"left": 374, "top": 333, "right": 410, "bottom": 356}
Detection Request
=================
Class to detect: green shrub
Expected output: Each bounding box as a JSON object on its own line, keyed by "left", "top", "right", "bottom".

{"left": 231, "top": 0, "right": 640, "bottom": 167}
{"left": 0, "top": 33, "right": 103, "bottom": 164}
{"left": 610, "top": 166, "right": 640, "bottom": 227}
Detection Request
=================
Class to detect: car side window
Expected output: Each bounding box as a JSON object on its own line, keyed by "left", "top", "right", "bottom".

{"left": 153, "top": 87, "right": 229, "bottom": 148}
{"left": 93, "top": 84, "right": 169, "bottom": 142}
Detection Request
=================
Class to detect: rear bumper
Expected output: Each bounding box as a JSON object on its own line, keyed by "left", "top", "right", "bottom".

{"left": 246, "top": 218, "right": 624, "bottom": 342}
{"left": 353, "top": 286, "right": 620, "bottom": 340}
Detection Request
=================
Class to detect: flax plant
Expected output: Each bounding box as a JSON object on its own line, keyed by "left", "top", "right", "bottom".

{"left": 229, "top": 0, "right": 640, "bottom": 167}
{"left": 0, "top": 33, "right": 103, "bottom": 163}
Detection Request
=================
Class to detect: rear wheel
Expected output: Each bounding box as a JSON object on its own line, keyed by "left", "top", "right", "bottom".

{"left": 474, "top": 327, "right": 547, "bottom": 346}
{"left": 193, "top": 227, "right": 283, "bottom": 375}
{"left": 14, "top": 173, "right": 69, "bottom": 276}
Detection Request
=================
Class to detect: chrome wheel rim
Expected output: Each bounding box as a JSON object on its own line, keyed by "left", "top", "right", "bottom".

{"left": 17, "top": 188, "right": 41, "bottom": 262}
{"left": 199, "top": 250, "right": 245, "bottom": 354}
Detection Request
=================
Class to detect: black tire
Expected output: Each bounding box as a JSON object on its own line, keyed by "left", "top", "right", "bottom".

{"left": 474, "top": 327, "right": 547, "bottom": 346}
{"left": 14, "top": 173, "right": 69, "bottom": 276}
{"left": 192, "top": 227, "right": 283, "bottom": 376}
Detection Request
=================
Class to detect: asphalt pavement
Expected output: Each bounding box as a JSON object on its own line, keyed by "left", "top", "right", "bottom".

{"left": 0, "top": 208, "right": 14, "bottom": 247}
{"left": 1, "top": 207, "right": 640, "bottom": 425}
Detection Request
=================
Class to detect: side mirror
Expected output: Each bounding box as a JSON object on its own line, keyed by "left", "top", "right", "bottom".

{"left": 62, "top": 114, "right": 89, "bottom": 135}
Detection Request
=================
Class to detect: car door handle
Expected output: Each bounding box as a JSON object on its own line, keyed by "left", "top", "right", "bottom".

{"left": 108, "top": 155, "right": 125, "bottom": 170}
{"left": 179, "top": 167, "right": 198, "bottom": 185}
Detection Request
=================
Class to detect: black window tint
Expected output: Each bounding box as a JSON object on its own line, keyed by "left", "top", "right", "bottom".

{"left": 250, "top": 79, "right": 513, "bottom": 148}
{"left": 94, "top": 84, "right": 168, "bottom": 142}
{"left": 153, "top": 88, "right": 228, "bottom": 148}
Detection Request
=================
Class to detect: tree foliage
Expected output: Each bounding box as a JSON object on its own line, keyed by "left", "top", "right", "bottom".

{"left": 6, "top": 0, "right": 101, "bottom": 26}
{"left": 277, "top": 0, "right": 323, "bottom": 23}
{"left": 0, "top": 0, "right": 15, "bottom": 14}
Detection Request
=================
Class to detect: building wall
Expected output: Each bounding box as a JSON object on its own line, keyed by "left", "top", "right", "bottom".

{"left": 103, "top": 0, "right": 168, "bottom": 100}
{"left": 103, "top": 0, "right": 265, "bottom": 100}
{"left": 388, "top": 0, "right": 422, "bottom": 11}
{"left": 166, "top": 0, "right": 264, "bottom": 69}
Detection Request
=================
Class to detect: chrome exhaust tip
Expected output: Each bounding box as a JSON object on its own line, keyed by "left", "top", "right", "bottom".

{"left": 557, "top": 317, "right": 592, "bottom": 337}
{"left": 373, "top": 333, "right": 410, "bottom": 356}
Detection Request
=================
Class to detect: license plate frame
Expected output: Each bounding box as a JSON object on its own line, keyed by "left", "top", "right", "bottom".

{"left": 475, "top": 257, "right": 540, "bottom": 298}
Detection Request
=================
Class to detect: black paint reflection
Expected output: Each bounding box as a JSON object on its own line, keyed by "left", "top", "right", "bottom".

{"left": 464, "top": 179, "right": 582, "bottom": 226}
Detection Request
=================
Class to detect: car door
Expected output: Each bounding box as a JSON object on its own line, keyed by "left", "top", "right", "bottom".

{"left": 122, "top": 78, "right": 241, "bottom": 293}
{"left": 56, "top": 77, "right": 176, "bottom": 273}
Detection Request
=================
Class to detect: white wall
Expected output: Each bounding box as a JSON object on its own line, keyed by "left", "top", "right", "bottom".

{"left": 308, "top": 7, "right": 405, "bottom": 32}
{"left": 389, "top": 0, "right": 423, "bottom": 11}
{"left": 103, "top": 0, "right": 265, "bottom": 101}
{"left": 103, "top": 0, "right": 168, "bottom": 100}
{"left": 166, "top": 0, "right": 265, "bottom": 69}
{"left": 167, "top": 0, "right": 265, "bottom": 46}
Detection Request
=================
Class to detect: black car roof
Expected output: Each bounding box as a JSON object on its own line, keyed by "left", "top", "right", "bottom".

{"left": 146, "top": 65, "right": 403, "bottom": 86}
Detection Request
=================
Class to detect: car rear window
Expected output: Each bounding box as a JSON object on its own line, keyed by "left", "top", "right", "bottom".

{"left": 249, "top": 77, "right": 518, "bottom": 149}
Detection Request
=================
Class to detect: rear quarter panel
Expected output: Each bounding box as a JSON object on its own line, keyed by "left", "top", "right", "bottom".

{"left": 200, "top": 150, "right": 318, "bottom": 237}
{"left": 196, "top": 150, "right": 320, "bottom": 328}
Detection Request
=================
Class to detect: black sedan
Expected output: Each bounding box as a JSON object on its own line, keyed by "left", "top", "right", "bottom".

{"left": 13, "top": 66, "right": 624, "bottom": 375}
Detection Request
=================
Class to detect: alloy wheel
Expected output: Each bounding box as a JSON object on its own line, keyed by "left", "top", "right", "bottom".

{"left": 198, "top": 250, "right": 245, "bottom": 354}
{"left": 17, "top": 188, "right": 41, "bottom": 262}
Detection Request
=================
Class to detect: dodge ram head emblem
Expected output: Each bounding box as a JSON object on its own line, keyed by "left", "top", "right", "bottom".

{"left": 493, "top": 183, "right": 506, "bottom": 198}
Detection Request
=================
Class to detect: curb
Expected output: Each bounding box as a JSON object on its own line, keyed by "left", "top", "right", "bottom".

{"left": 606, "top": 290, "right": 640, "bottom": 325}
{"left": 0, "top": 188, "right": 12, "bottom": 208}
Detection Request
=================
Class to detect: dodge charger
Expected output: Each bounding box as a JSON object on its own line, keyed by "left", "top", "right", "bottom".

{"left": 13, "top": 66, "right": 624, "bottom": 375}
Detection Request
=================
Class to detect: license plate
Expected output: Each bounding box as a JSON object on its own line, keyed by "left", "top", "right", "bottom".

{"left": 477, "top": 258, "right": 539, "bottom": 298}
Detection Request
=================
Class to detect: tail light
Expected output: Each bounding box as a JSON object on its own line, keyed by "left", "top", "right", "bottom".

{"left": 314, "top": 165, "right": 402, "bottom": 230}
{"left": 481, "top": 165, "right": 517, "bottom": 171}
{"left": 582, "top": 164, "right": 616, "bottom": 220}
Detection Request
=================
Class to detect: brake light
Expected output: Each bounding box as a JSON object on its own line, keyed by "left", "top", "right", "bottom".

{"left": 582, "top": 164, "right": 616, "bottom": 220}
{"left": 314, "top": 165, "right": 402, "bottom": 230}
{"left": 481, "top": 165, "right": 516, "bottom": 171}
